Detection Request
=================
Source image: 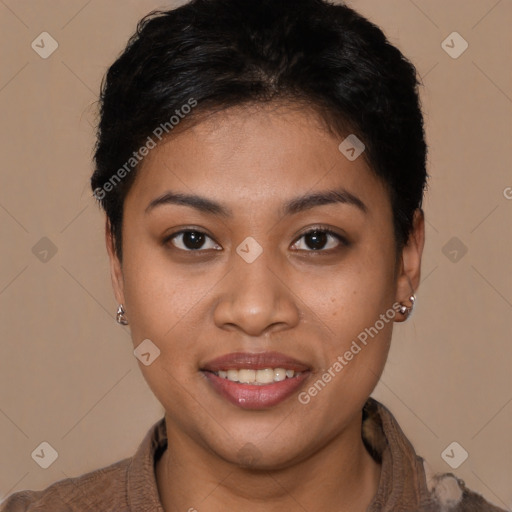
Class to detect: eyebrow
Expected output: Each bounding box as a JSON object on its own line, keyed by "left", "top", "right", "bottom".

{"left": 144, "top": 188, "right": 368, "bottom": 217}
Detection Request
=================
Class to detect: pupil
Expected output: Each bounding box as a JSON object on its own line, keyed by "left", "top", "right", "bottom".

{"left": 184, "top": 231, "right": 204, "bottom": 249}
{"left": 306, "top": 230, "right": 327, "bottom": 250}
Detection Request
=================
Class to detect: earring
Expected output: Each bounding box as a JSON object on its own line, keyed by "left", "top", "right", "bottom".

{"left": 399, "top": 295, "right": 416, "bottom": 318}
{"left": 116, "top": 304, "right": 129, "bottom": 325}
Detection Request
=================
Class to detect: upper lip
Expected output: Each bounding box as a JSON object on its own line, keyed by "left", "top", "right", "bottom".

{"left": 201, "top": 351, "right": 311, "bottom": 372}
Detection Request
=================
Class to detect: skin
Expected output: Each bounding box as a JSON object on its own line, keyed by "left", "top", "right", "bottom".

{"left": 106, "top": 103, "right": 425, "bottom": 512}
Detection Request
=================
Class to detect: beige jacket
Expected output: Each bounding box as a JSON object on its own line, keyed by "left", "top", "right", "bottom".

{"left": 1, "top": 397, "right": 507, "bottom": 511}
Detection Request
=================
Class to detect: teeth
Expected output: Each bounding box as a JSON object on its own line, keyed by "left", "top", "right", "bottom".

{"left": 227, "top": 369, "right": 238, "bottom": 381}
{"left": 256, "top": 368, "right": 275, "bottom": 384}
{"left": 238, "top": 369, "right": 256, "bottom": 383}
{"left": 214, "top": 367, "right": 301, "bottom": 385}
{"left": 274, "top": 368, "right": 287, "bottom": 381}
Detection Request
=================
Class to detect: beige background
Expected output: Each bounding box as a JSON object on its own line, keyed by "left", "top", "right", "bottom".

{"left": 0, "top": 0, "right": 511, "bottom": 509}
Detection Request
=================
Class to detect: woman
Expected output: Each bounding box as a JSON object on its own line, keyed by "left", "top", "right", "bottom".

{"left": 1, "top": 0, "right": 506, "bottom": 510}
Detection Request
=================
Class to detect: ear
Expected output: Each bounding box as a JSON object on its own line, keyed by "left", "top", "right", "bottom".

{"left": 105, "top": 218, "right": 125, "bottom": 306}
{"left": 394, "top": 208, "right": 425, "bottom": 322}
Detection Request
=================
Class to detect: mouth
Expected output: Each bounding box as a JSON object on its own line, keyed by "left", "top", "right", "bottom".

{"left": 210, "top": 367, "right": 303, "bottom": 384}
{"left": 201, "top": 351, "right": 311, "bottom": 410}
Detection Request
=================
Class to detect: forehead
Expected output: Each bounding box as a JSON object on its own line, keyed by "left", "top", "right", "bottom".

{"left": 125, "top": 103, "right": 389, "bottom": 217}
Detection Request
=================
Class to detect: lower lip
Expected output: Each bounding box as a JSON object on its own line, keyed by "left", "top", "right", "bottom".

{"left": 203, "top": 371, "right": 310, "bottom": 410}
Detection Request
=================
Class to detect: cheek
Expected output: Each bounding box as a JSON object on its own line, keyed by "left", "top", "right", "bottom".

{"left": 121, "top": 235, "right": 206, "bottom": 317}
{"left": 297, "top": 266, "right": 395, "bottom": 425}
{"left": 120, "top": 248, "right": 209, "bottom": 413}
{"left": 120, "top": 246, "right": 195, "bottom": 347}
{"left": 309, "top": 248, "right": 396, "bottom": 330}
{"left": 302, "top": 241, "right": 397, "bottom": 380}
{"left": 310, "top": 281, "right": 394, "bottom": 378}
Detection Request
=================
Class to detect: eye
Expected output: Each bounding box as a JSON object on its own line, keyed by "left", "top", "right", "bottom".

{"left": 290, "top": 227, "right": 349, "bottom": 252}
{"left": 164, "top": 226, "right": 348, "bottom": 254}
{"left": 165, "top": 230, "right": 221, "bottom": 252}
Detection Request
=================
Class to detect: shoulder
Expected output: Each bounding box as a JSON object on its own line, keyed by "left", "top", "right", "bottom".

{"left": 1, "top": 417, "right": 167, "bottom": 512}
{"left": 422, "top": 459, "right": 508, "bottom": 512}
{"left": 0, "top": 457, "right": 131, "bottom": 512}
{"left": 363, "top": 398, "right": 508, "bottom": 512}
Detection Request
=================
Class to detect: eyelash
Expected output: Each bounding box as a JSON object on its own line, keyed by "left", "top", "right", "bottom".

{"left": 163, "top": 225, "right": 349, "bottom": 255}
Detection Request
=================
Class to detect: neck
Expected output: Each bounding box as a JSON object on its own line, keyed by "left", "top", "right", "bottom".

{"left": 156, "top": 411, "right": 382, "bottom": 512}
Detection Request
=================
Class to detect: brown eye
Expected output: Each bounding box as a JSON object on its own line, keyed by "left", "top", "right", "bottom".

{"left": 167, "top": 230, "right": 221, "bottom": 251}
{"left": 291, "top": 228, "right": 348, "bottom": 252}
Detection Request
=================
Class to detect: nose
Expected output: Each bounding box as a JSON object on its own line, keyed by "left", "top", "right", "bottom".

{"left": 213, "top": 246, "right": 301, "bottom": 337}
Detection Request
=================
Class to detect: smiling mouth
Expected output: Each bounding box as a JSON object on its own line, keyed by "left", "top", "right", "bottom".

{"left": 202, "top": 369, "right": 311, "bottom": 410}
{"left": 200, "top": 351, "right": 312, "bottom": 409}
{"left": 208, "top": 367, "right": 302, "bottom": 385}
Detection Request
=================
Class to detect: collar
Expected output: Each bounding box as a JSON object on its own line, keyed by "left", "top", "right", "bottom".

{"left": 125, "top": 397, "right": 434, "bottom": 511}
{"left": 363, "top": 397, "right": 435, "bottom": 511}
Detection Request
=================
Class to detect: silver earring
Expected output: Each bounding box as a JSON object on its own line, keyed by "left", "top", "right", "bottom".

{"left": 116, "top": 304, "right": 129, "bottom": 325}
{"left": 399, "top": 295, "right": 416, "bottom": 317}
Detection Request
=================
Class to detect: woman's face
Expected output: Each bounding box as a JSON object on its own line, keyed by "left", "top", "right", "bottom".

{"left": 107, "top": 104, "right": 423, "bottom": 467}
